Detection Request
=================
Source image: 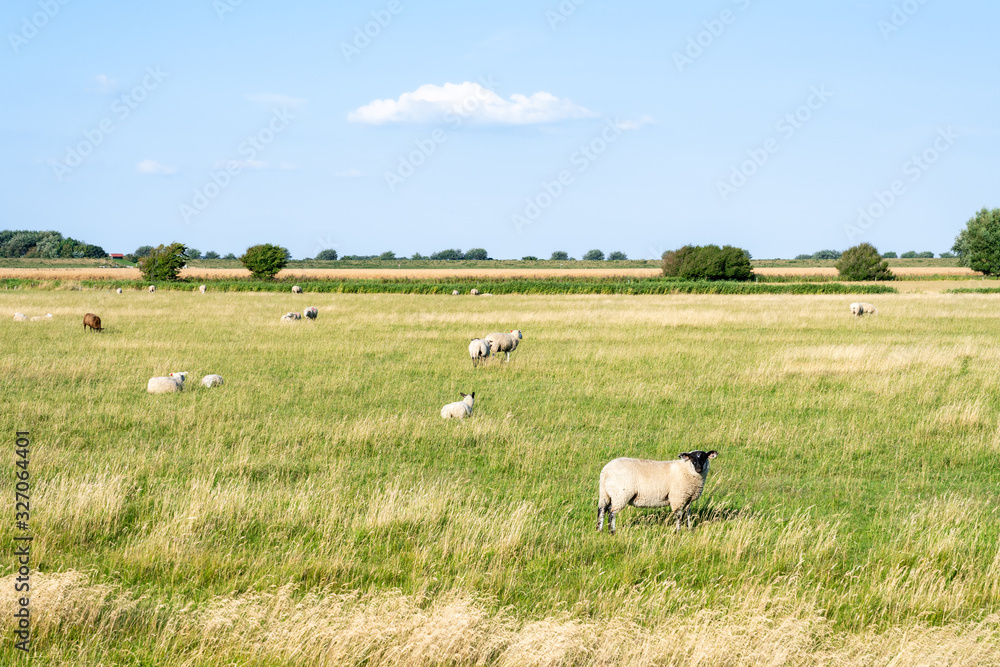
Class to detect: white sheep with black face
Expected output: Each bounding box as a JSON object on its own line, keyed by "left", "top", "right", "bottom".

{"left": 440, "top": 392, "right": 475, "bottom": 419}
{"left": 597, "top": 450, "right": 718, "bottom": 534}
{"left": 304, "top": 307, "right": 318, "bottom": 321}
{"left": 850, "top": 302, "right": 878, "bottom": 316}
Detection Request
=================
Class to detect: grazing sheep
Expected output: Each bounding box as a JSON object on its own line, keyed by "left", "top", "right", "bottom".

{"left": 83, "top": 313, "right": 102, "bottom": 332}
{"left": 471, "top": 288, "right": 480, "bottom": 296}
{"left": 147, "top": 376, "right": 183, "bottom": 394}
{"left": 199, "top": 285, "right": 207, "bottom": 294}
{"left": 597, "top": 450, "right": 718, "bottom": 534}
{"left": 304, "top": 307, "right": 318, "bottom": 320}
{"left": 280, "top": 312, "right": 302, "bottom": 322}
{"left": 148, "top": 285, "right": 156, "bottom": 293}
{"left": 201, "top": 374, "right": 224, "bottom": 388}
{"left": 116, "top": 288, "right": 123, "bottom": 294}
{"left": 469, "top": 338, "right": 491, "bottom": 367}
{"left": 292, "top": 285, "right": 302, "bottom": 294}
{"left": 441, "top": 392, "right": 475, "bottom": 419}
{"left": 484, "top": 329, "right": 522, "bottom": 361}
{"left": 13, "top": 313, "right": 27, "bottom": 322}
{"left": 452, "top": 290, "right": 460, "bottom": 296}
{"left": 850, "top": 302, "right": 878, "bottom": 317}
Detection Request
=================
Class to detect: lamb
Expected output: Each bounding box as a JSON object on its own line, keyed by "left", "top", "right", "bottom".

{"left": 292, "top": 285, "right": 302, "bottom": 294}
{"left": 148, "top": 285, "right": 156, "bottom": 293}
{"left": 440, "top": 392, "right": 475, "bottom": 419}
{"left": 83, "top": 313, "right": 102, "bottom": 332}
{"left": 199, "top": 285, "right": 207, "bottom": 294}
{"left": 201, "top": 374, "right": 224, "bottom": 388}
{"left": 471, "top": 288, "right": 480, "bottom": 296}
{"left": 304, "top": 307, "right": 318, "bottom": 320}
{"left": 597, "top": 450, "right": 718, "bottom": 534}
{"left": 484, "top": 329, "right": 522, "bottom": 361}
{"left": 452, "top": 290, "right": 460, "bottom": 296}
{"left": 280, "top": 312, "right": 302, "bottom": 322}
{"left": 116, "top": 288, "right": 123, "bottom": 294}
{"left": 850, "top": 302, "right": 878, "bottom": 316}
{"left": 147, "top": 375, "right": 184, "bottom": 394}
{"left": 13, "top": 313, "right": 27, "bottom": 322}
{"left": 468, "top": 338, "right": 491, "bottom": 367}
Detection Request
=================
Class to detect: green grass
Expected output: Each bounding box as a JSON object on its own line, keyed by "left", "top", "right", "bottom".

{"left": 1, "top": 291, "right": 999, "bottom": 664}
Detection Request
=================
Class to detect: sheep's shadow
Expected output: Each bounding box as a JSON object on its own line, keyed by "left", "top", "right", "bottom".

{"left": 629, "top": 494, "right": 746, "bottom": 529}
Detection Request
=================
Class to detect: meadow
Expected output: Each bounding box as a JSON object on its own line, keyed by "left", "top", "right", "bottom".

{"left": 2, "top": 290, "right": 1000, "bottom": 665}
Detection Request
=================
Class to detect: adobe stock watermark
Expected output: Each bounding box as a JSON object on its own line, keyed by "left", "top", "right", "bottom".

{"left": 48, "top": 66, "right": 169, "bottom": 182}
{"left": 384, "top": 75, "right": 500, "bottom": 192}
{"left": 843, "top": 126, "right": 958, "bottom": 242}
{"left": 716, "top": 85, "right": 833, "bottom": 202}
{"left": 673, "top": 0, "right": 752, "bottom": 73}
{"left": 213, "top": 0, "right": 246, "bottom": 21}
{"left": 341, "top": 0, "right": 404, "bottom": 63}
{"left": 7, "top": 0, "right": 71, "bottom": 54}
{"left": 511, "top": 117, "right": 625, "bottom": 234}
{"left": 546, "top": 0, "right": 586, "bottom": 31}
{"left": 179, "top": 108, "right": 294, "bottom": 223}
{"left": 878, "top": 0, "right": 931, "bottom": 39}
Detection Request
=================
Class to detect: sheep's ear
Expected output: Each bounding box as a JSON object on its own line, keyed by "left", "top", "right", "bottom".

{"left": 679, "top": 452, "right": 690, "bottom": 461}
{"left": 460, "top": 392, "right": 467, "bottom": 397}
{"left": 470, "top": 392, "right": 475, "bottom": 399}
{"left": 707, "top": 451, "right": 718, "bottom": 459}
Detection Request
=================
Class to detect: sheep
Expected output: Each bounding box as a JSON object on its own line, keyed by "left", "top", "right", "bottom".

{"left": 441, "top": 392, "right": 475, "bottom": 419}
{"left": 850, "top": 302, "right": 878, "bottom": 317}
{"left": 201, "top": 374, "right": 224, "bottom": 388}
{"left": 597, "top": 450, "right": 718, "bottom": 534}
{"left": 199, "top": 285, "right": 207, "bottom": 294}
{"left": 83, "top": 313, "right": 102, "bottom": 332}
{"left": 471, "top": 288, "right": 480, "bottom": 296}
{"left": 469, "top": 338, "right": 491, "bottom": 367}
{"left": 13, "top": 313, "right": 27, "bottom": 322}
{"left": 116, "top": 288, "right": 123, "bottom": 294}
{"left": 484, "top": 329, "right": 522, "bottom": 361}
{"left": 292, "top": 285, "right": 302, "bottom": 294}
{"left": 452, "top": 290, "right": 460, "bottom": 296}
{"left": 304, "top": 307, "right": 318, "bottom": 321}
{"left": 169, "top": 372, "right": 188, "bottom": 385}
{"left": 148, "top": 285, "right": 156, "bottom": 293}
{"left": 147, "top": 376, "right": 183, "bottom": 393}
{"left": 280, "top": 312, "right": 302, "bottom": 322}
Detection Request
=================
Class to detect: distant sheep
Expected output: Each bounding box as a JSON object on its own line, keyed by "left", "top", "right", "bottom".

{"left": 280, "top": 312, "right": 302, "bottom": 322}
{"left": 199, "top": 285, "right": 207, "bottom": 294}
{"left": 469, "top": 338, "right": 491, "bottom": 367}
{"left": 484, "top": 329, "right": 522, "bottom": 361}
{"left": 292, "top": 285, "right": 302, "bottom": 294}
{"left": 304, "top": 307, "right": 318, "bottom": 320}
{"left": 452, "top": 290, "right": 460, "bottom": 296}
{"left": 83, "top": 313, "right": 102, "bottom": 332}
{"left": 148, "top": 285, "right": 156, "bottom": 293}
{"left": 441, "top": 392, "right": 475, "bottom": 419}
{"left": 13, "top": 313, "right": 27, "bottom": 322}
{"left": 147, "top": 376, "right": 183, "bottom": 394}
{"left": 116, "top": 288, "right": 123, "bottom": 294}
{"left": 201, "top": 374, "right": 224, "bottom": 388}
{"left": 598, "top": 451, "right": 718, "bottom": 534}
{"left": 850, "top": 302, "right": 878, "bottom": 317}
{"left": 471, "top": 288, "right": 480, "bottom": 296}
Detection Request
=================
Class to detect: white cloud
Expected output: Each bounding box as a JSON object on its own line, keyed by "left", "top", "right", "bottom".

{"left": 212, "top": 159, "right": 298, "bottom": 170}
{"left": 347, "top": 82, "right": 596, "bottom": 125}
{"left": 89, "top": 74, "right": 118, "bottom": 94}
{"left": 135, "top": 159, "right": 175, "bottom": 175}
{"left": 335, "top": 168, "right": 362, "bottom": 178}
{"left": 245, "top": 93, "right": 307, "bottom": 109}
{"left": 616, "top": 115, "right": 655, "bottom": 131}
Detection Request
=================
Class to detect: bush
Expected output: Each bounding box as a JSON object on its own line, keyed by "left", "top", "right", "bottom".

{"left": 607, "top": 251, "right": 627, "bottom": 260}
{"left": 134, "top": 245, "right": 154, "bottom": 258}
{"left": 940, "top": 251, "right": 956, "bottom": 258}
{"left": 240, "top": 244, "right": 289, "bottom": 279}
{"left": 379, "top": 251, "right": 396, "bottom": 261}
{"left": 316, "top": 249, "right": 339, "bottom": 261}
{"left": 430, "top": 249, "right": 463, "bottom": 260}
{"left": 550, "top": 251, "right": 569, "bottom": 260}
{"left": 794, "top": 254, "right": 812, "bottom": 260}
{"left": 661, "top": 244, "right": 753, "bottom": 281}
{"left": 463, "top": 248, "right": 489, "bottom": 260}
{"left": 901, "top": 251, "right": 917, "bottom": 258}
{"left": 187, "top": 248, "right": 202, "bottom": 260}
{"left": 917, "top": 251, "right": 934, "bottom": 258}
{"left": 812, "top": 249, "right": 842, "bottom": 260}
{"left": 410, "top": 253, "right": 426, "bottom": 260}
{"left": 583, "top": 249, "right": 605, "bottom": 261}
{"left": 882, "top": 251, "right": 898, "bottom": 258}
{"left": 223, "top": 253, "right": 236, "bottom": 260}
{"left": 138, "top": 243, "right": 187, "bottom": 281}
{"left": 204, "top": 251, "right": 220, "bottom": 259}
{"left": 953, "top": 208, "right": 1000, "bottom": 274}
{"left": 835, "top": 243, "right": 894, "bottom": 281}
{"left": 521, "top": 256, "right": 538, "bottom": 261}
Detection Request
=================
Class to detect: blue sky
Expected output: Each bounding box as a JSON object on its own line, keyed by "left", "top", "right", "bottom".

{"left": 2, "top": 0, "right": 997, "bottom": 260}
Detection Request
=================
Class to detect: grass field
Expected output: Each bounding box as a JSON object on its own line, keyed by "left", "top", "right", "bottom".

{"left": 2, "top": 291, "right": 1000, "bottom": 665}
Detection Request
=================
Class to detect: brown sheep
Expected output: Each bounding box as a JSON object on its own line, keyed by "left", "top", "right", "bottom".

{"left": 83, "top": 313, "right": 102, "bottom": 332}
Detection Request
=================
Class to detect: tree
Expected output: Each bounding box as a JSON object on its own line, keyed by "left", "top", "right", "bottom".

{"left": 835, "top": 243, "right": 894, "bottom": 280}
{"left": 917, "top": 251, "right": 934, "bottom": 258}
{"left": 583, "top": 249, "right": 605, "bottom": 261}
{"left": 521, "top": 256, "right": 538, "bottom": 261}
{"left": 882, "top": 251, "right": 898, "bottom": 258}
{"left": 187, "top": 248, "right": 202, "bottom": 260}
{"left": 794, "top": 254, "right": 812, "bottom": 260}
{"left": 223, "top": 253, "right": 236, "bottom": 259}
{"left": 379, "top": 251, "right": 396, "bottom": 261}
{"left": 900, "top": 251, "right": 917, "bottom": 258}
{"left": 240, "top": 243, "right": 289, "bottom": 279}
{"left": 138, "top": 243, "right": 188, "bottom": 281}
{"left": 430, "top": 249, "right": 463, "bottom": 260}
{"left": 812, "top": 249, "right": 841, "bottom": 260}
{"left": 316, "top": 249, "right": 338, "bottom": 260}
{"left": 134, "top": 245, "right": 154, "bottom": 258}
{"left": 953, "top": 208, "right": 1000, "bottom": 274}
{"left": 550, "top": 251, "right": 569, "bottom": 260}
{"left": 410, "top": 252, "right": 426, "bottom": 260}
{"left": 940, "top": 251, "right": 956, "bottom": 258}
{"left": 463, "top": 248, "right": 489, "bottom": 260}
{"left": 661, "top": 244, "right": 753, "bottom": 281}
{"left": 204, "top": 251, "right": 220, "bottom": 259}
{"left": 608, "top": 251, "right": 627, "bottom": 260}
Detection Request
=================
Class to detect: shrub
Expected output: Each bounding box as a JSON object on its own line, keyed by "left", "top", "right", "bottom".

{"left": 882, "top": 251, "right": 898, "bottom": 258}
{"left": 240, "top": 244, "right": 289, "bottom": 279}
{"left": 953, "top": 208, "right": 1000, "bottom": 275}
{"left": 187, "top": 248, "right": 202, "bottom": 260}
{"left": 411, "top": 253, "right": 426, "bottom": 260}
{"left": 835, "top": 243, "right": 894, "bottom": 280}
{"left": 430, "top": 249, "right": 463, "bottom": 260}
{"left": 794, "top": 254, "right": 812, "bottom": 260}
{"left": 550, "top": 251, "right": 569, "bottom": 260}
{"left": 917, "top": 251, "right": 934, "bottom": 258}
{"left": 607, "top": 251, "right": 627, "bottom": 260}
{"left": 812, "top": 249, "right": 841, "bottom": 260}
{"left": 316, "top": 249, "right": 339, "bottom": 260}
{"left": 583, "top": 249, "right": 605, "bottom": 261}
{"left": 901, "top": 251, "right": 917, "bottom": 258}
{"left": 223, "top": 253, "right": 236, "bottom": 259}
{"left": 134, "top": 245, "right": 154, "bottom": 258}
{"left": 379, "top": 251, "right": 396, "bottom": 260}
{"left": 521, "top": 256, "right": 538, "bottom": 261}
{"left": 661, "top": 244, "right": 753, "bottom": 281}
{"left": 463, "top": 248, "right": 489, "bottom": 260}
{"left": 138, "top": 243, "right": 187, "bottom": 281}
{"left": 204, "top": 251, "right": 220, "bottom": 259}
{"left": 940, "top": 251, "right": 956, "bottom": 258}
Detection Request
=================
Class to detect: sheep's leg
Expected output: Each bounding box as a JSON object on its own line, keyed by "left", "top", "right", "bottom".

{"left": 597, "top": 505, "right": 604, "bottom": 532}
{"left": 609, "top": 510, "right": 617, "bottom": 535}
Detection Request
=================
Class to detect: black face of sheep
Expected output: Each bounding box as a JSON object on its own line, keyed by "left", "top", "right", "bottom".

{"left": 679, "top": 450, "right": 717, "bottom": 475}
